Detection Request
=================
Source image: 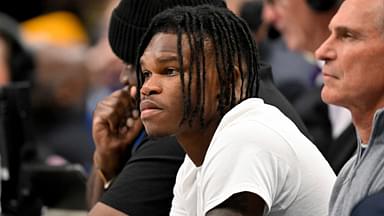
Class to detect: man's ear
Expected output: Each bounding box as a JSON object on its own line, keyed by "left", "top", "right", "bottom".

{"left": 233, "top": 65, "right": 242, "bottom": 98}
{"left": 233, "top": 65, "right": 241, "bottom": 81}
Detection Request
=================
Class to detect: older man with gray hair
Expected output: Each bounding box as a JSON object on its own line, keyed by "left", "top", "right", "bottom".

{"left": 315, "top": 0, "right": 384, "bottom": 215}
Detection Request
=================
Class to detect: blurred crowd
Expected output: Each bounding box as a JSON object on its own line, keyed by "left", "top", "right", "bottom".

{"left": 0, "top": 0, "right": 124, "bottom": 213}
{"left": 0, "top": 0, "right": 127, "bottom": 165}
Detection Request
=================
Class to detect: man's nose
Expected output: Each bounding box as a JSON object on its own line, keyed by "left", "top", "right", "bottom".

{"left": 262, "top": 3, "right": 277, "bottom": 25}
{"left": 315, "top": 36, "right": 336, "bottom": 62}
{"left": 140, "top": 74, "right": 162, "bottom": 97}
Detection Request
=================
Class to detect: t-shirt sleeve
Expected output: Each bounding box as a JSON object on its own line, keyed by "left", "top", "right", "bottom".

{"left": 201, "top": 121, "right": 301, "bottom": 214}
{"left": 100, "top": 136, "right": 185, "bottom": 216}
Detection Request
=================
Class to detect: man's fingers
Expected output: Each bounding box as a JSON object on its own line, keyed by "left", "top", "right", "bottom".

{"left": 130, "top": 86, "right": 137, "bottom": 98}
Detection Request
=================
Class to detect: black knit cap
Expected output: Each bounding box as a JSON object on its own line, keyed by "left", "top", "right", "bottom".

{"left": 108, "top": 0, "right": 226, "bottom": 64}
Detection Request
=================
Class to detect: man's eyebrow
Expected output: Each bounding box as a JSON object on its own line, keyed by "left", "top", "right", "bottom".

{"left": 157, "top": 54, "right": 178, "bottom": 63}
{"left": 140, "top": 54, "right": 179, "bottom": 66}
{"left": 333, "top": 26, "right": 361, "bottom": 37}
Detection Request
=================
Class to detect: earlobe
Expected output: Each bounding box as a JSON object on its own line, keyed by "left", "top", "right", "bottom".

{"left": 233, "top": 65, "right": 241, "bottom": 81}
{"left": 233, "top": 65, "right": 242, "bottom": 99}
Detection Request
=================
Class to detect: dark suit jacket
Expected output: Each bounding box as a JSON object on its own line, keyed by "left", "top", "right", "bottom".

{"left": 351, "top": 189, "right": 384, "bottom": 216}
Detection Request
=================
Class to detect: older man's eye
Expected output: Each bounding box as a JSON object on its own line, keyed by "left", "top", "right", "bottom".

{"left": 336, "top": 29, "right": 357, "bottom": 41}
{"left": 342, "top": 32, "right": 353, "bottom": 39}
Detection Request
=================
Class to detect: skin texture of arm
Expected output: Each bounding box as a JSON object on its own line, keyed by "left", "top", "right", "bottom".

{"left": 88, "top": 202, "right": 128, "bottom": 216}
{"left": 206, "top": 192, "right": 265, "bottom": 216}
{"left": 86, "top": 168, "right": 105, "bottom": 208}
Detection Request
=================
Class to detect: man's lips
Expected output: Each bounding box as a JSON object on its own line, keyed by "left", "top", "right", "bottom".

{"left": 323, "top": 72, "right": 338, "bottom": 79}
{"left": 140, "top": 100, "right": 162, "bottom": 119}
{"left": 140, "top": 100, "right": 160, "bottom": 111}
{"left": 321, "top": 66, "right": 338, "bottom": 79}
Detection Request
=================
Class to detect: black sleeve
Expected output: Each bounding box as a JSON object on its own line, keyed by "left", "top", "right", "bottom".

{"left": 100, "top": 136, "right": 185, "bottom": 216}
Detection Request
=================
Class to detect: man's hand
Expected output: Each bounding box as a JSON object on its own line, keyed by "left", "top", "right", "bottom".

{"left": 92, "top": 86, "right": 142, "bottom": 180}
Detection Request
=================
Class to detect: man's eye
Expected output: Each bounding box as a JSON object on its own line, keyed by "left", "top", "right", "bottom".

{"left": 343, "top": 32, "right": 352, "bottom": 38}
{"left": 338, "top": 31, "right": 355, "bottom": 41}
{"left": 142, "top": 70, "right": 151, "bottom": 79}
{"left": 166, "top": 68, "right": 178, "bottom": 76}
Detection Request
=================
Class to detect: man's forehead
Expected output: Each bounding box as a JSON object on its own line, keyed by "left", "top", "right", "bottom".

{"left": 144, "top": 32, "right": 213, "bottom": 55}
{"left": 140, "top": 33, "right": 184, "bottom": 66}
{"left": 146, "top": 33, "right": 178, "bottom": 51}
{"left": 331, "top": 1, "right": 375, "bottom": 26}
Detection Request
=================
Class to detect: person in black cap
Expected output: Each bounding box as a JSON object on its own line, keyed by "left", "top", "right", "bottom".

{"left": 88, "top": 0, "right": 312, "bottom": 215}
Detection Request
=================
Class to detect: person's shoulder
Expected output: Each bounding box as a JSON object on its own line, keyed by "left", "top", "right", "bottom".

{"left": 221, "top": 100, "right": 301, "bottom": 142}
{"left": 213, "top": 113, "right": 300, "bottom": 161}
{"left": 222, "top": 98, "right": 287, "bottom": 129}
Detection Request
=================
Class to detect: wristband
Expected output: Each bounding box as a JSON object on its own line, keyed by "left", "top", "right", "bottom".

{"left": 96, "top": 168, "right": 114, "bottom": 190}
{"left": 93, "top": 154, "right": 114, "bottom": 190}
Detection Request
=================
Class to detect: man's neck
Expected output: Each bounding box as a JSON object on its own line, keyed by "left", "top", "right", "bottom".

{"left": 350, "top": 100, "right": 384, "bottom": 144}
{"left": 351, "top": 109, "right": 376, "bottom": 144}
{"left": 177, "top": 118, "right": 220, "bottom": 167}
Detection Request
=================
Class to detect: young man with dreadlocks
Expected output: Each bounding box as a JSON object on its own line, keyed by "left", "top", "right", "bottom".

{"left": 89, "top": 0, "right": 318, "bottom": 215}
{"left": 89, "top": 0, "right": 323, "bottom": 214}
{"left": 136, "top": 5, "right": 335, "bottom": 216}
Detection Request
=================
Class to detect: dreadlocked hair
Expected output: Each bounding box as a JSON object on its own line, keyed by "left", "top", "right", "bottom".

{"left": 136, "top": 5, "right": 260, "bottom": 127}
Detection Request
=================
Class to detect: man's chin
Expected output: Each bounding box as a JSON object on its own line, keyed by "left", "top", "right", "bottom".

{"left": 144, "top": 128, "right": 173, "bottom": 138}
{"left": 321, "top": 89, "right": 341, "bottom": 106}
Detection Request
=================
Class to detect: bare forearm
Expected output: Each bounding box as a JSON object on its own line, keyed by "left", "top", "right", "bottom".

{"left": 86, "top": 167, "right": 105, "bottom": 210}
{"left": 206, "top": 209, "right": 243, "bottom": 216}
{"left": 87, "top": 149, "right": 126, "bottom": 209}
{"left": 206, "top": 192, "right": 265, "bottom": 216}
{"left": 89, "top": 202, "right": 129, "bottom": 216}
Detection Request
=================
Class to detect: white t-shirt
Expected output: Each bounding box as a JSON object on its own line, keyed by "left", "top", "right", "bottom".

{"left": 170, "top": 98, "right": 335, "bottom": 216}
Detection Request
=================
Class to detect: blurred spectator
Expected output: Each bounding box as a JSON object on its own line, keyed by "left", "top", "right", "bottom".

{"left": 0, "top": 0, "right": 108, "bottom": 43}
{"left": 30, "top": 45, "right": 92, "bottom": 168}
{"left": 19, "top": 9, "right": 93, "bottom": 170}
{"left": 263, "top": 0, "right": 355, "bottom": 174}
{"left": 226, "top": 0, "right": 253, "bottom": 15}
{"left": 22, "top": 11, "right": 88, "bottom": 47}
{"left": 239, "top": 0, "right": 315, "bottom": 101}
{"left": 0, "top": 0, "right": 124, "bottom": 212}
{"left": 84, "top": 0, "right": 124, "bottom": 124}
